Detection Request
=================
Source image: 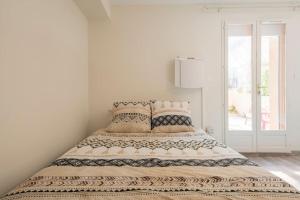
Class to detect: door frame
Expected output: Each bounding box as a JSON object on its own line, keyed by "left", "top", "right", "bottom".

{"left": 222, "top": 19, "right": 290, "bottom": 153}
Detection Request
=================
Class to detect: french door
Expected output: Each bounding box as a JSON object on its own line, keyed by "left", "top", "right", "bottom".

{"left": 224, "top": 20, "right": 289, "bottom": 152}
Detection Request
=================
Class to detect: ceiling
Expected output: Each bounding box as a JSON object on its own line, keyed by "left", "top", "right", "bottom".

{"left": 111, "top": 0, "right": 300, "bottom": 5}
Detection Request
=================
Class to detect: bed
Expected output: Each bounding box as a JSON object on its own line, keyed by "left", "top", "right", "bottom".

{"left": 2, "top": 129, "right": 299, "bottom": 200}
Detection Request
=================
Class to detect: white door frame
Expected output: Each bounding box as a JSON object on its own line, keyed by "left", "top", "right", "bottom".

{"left": 222, "top": 20, "right": 290, "bottom": 153}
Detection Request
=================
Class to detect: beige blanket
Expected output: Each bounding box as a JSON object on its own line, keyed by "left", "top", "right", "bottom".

{"left": 2, "top": 130, "right": 299, "bottom": 200}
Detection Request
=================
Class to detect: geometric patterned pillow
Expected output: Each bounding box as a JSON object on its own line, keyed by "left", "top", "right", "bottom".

{"left": 106, "top": 101, "right": 151, "bottom": 133}
{"left": 151, "top": 100, "right": 195, "bottom": 133}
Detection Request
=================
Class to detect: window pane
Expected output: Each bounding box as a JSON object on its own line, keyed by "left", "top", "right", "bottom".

{"left": 260, "top": 26, "right": 286, "bottom": 130}
{"left": 228, "top": 26, "right": 252, "bottom": 131}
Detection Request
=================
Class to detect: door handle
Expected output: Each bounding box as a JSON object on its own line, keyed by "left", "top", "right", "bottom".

{"left": 257, "top": 85, "right": 266, "bottom": 95}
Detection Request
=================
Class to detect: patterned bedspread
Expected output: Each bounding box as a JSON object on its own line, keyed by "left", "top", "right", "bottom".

{"left": 2, "top": 130, "right": 300, "bottom": 200}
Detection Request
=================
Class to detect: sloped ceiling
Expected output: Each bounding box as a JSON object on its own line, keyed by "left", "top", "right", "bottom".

{"left": 74, "top": 0, "right": 111, "bottom": 20}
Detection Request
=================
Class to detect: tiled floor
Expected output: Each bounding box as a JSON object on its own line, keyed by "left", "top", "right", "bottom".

{"left": 245, "top": 154, "right": 300, "bottom": 191}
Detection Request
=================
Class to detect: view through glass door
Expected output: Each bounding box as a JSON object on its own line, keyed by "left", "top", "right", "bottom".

{"left": 225, "top": 21, "right": 288, "bottom": 152}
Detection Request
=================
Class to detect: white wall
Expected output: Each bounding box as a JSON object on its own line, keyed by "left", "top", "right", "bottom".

{"left": 0, "top": 0, "right": 88, "bottom": 195}
{"left": 89, "top": 5, "right": 224, "bottom": 141}
{"left": 89, "top": 5, "right": 300, "bottom": 150}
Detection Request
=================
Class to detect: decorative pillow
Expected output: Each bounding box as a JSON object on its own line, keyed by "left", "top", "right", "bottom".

{"left": 106, "top": 101, "right": 151, "bottom": 133}
{"left": 151, "top": 100, "right": 195, "bottom": 133}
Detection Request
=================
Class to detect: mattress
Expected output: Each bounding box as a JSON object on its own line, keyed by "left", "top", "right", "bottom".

{"left": 2, "top": 129, "right": 299, "bottom": 200}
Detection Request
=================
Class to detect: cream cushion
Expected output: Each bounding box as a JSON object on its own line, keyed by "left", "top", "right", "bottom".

{"left": 151, "top": 100, "right": 195, "bottom": 133}
{"left": 106, "top": 101, "right": 151, "bottom": 133}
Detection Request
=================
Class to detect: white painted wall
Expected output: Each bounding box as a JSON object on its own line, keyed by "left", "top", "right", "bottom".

{"left": 0, "top": 0, "right": 88, "bottom": 195}
{"left": 89, "top": 5, "right": 300, "bottom": 151}
{"left": 89, "top": 5, "right": 221, "bottom": 139}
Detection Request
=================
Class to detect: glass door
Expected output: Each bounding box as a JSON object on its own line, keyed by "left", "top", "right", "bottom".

{"left": 224, "top": 21, "right": 288, "bottom": 152}
{"left": 225, "top": 22, "right": 257, "bottom": 152}
{"left": 256, "top": 22, "right": 288, "bottom": 152}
